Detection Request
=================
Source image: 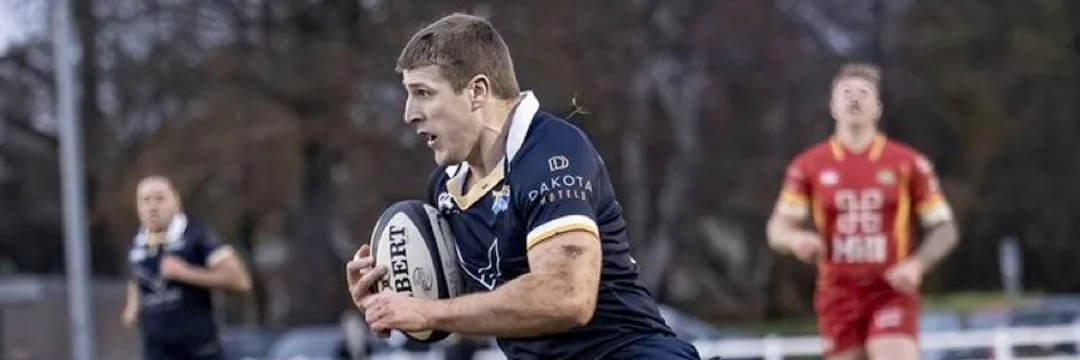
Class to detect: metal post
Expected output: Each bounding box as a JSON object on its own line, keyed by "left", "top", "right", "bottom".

{"left": 51, "top": 0, "right": 95, "bottom": 358}
{"left": 993, "top": 325, "right": 1013, "bottom": 360}
{"left": 1000, "top": 236, "right": 1022, "bottom": 301}
{"left": 1, "top": 307, "right": 5, "bottom": 359}
{"left": 763, "top": 334, "right": 782, "bottom": 360}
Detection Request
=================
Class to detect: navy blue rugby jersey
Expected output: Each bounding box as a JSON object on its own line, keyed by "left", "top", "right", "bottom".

{"left": 128, "top": 214, "right": 231, "bottom": 342}
{"left": 427, "top": 92, "right": 675, "bottom": 359}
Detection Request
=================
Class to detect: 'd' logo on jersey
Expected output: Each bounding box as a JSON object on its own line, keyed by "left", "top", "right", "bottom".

{"left": 456, "top": 238, "right": 502, "bottom": 290}
{"left": 548, "top": 155, "right": 570, "bottom": 172}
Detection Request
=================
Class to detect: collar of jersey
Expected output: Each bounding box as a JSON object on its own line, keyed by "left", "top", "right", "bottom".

{"left": 134, "top": 213, "right": 188, "bottom": 246}
{"left": 446, "top": 160, "right": 505, "bottom": 210}
{"left": 443, "top": 91, "right": 539, "bottom": 210}
{"left": 829, "top": 133, "right": 887, "bottom": 162}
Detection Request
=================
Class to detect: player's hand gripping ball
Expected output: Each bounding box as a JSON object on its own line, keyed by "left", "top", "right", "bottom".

{"left": 366, "top": 200, "right": 462, "bottom": 342}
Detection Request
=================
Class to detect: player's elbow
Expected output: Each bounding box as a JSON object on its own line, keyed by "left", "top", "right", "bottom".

{"left": 765, "top": 215, "right": 790, "bottom": 252}
{"left": 551, "top": 291, "right": 596, "bottom": 328}
{"left": 228, "top": 270, "right": 253, "bottom": 293}
{"left": 537, "top": 276, "right": 596, "bottom": 329}
{"left": 236, "top": 272, "right": 254, "bottom": 292}
{"left": 234, "top": 277, "right": 252, "bottom": 293}
{"left": 932, "top": 220, "right": 960, "bottom": 245}
{"left": 568, "top": 293, "right": 597, "bottom": 327}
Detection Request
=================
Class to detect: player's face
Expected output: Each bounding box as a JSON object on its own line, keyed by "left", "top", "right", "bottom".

{"left": 402, "top": 65, "right": 483, "bottom": 166}
{"left": 136, "top": 179, "right": 179, "bottom": 232}
{"left": 830, "top": 76, "right": 881, "bottom": 128}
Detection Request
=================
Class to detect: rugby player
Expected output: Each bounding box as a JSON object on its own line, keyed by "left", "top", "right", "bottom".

{"left": 767, "top": 63, "right": 960, "bottom": 360}
{"left": 122, "top": 176, "right": 252, "bottom": 360}
{"left": 345, "top": 13, "right": 701, "bottom": 360}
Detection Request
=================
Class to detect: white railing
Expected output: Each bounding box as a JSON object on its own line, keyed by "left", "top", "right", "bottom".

{"left": 459, "top": 324, "right": 1080, "bottom": 360}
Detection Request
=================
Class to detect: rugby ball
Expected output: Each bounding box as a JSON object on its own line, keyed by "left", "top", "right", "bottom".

{"left": 369, "top": 200, "right": 462, "bottom": 342}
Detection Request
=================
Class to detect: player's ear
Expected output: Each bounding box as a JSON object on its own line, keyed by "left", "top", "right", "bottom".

{"left": 467, "top": 74, "right": 490, "bottom": 110}
{"left": 829, "top": 98, "right": 841, "bottom": 122}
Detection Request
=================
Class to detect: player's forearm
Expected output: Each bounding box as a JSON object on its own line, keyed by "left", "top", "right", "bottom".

{"left": 430, "top": 273, "right": 593, "bottom": 337}
{"left": 766, "top": 216, "right": 814, "bottom": 253}
{"left": 177, "top": 267, "right": 251, "bottom": 292}
{"left": 125, "top": 281, "right": 140, "bottom": 310}
{"left": 913, "top": 221, "right": 959, "bottom": 270}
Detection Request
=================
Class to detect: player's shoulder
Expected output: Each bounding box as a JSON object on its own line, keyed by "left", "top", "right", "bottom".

{"left": 178, "top": 215, "right": 201, "bottom": 235}
{"left": 509, "top": 111, "right": 599, "bottom": 175}
{"left": 180, "top": 216, "right": 213, "bottom": 240}
{"left": 518, "top": 112, "right": 596, "bottom": 156}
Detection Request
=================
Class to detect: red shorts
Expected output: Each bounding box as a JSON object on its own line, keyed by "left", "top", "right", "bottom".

{"left": 815, "top": 278, "right": 920, "bottom": 356}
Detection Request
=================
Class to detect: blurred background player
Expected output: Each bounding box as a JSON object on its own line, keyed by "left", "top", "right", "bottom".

{"left": 766, "top": 63, "right": 960, "bottom": 360}
{"left": 346, "top": 13, "right": 700, "bottom": 360}
{"left": 122, "top": 175, "right": 253, "bottom": 360}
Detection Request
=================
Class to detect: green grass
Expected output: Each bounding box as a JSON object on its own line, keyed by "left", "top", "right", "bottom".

{"left": 921, "top": 291, "right": 1038, "bottom": 311}
{"left": 735, "top": 292, "right": 1037, "bottom": 336}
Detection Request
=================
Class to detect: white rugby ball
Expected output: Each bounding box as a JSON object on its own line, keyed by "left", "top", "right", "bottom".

{"left": 369, "top": 200, "right": 461, "bottom": 342}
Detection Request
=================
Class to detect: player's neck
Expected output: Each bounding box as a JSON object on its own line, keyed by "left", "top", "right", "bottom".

{"left": 146, "top": 230, "right": 166, "bottom": 245}
{"left": 835, "top": 126, "right": 879, "bottom": 153}
{"left": 467, "top": 98, "right": 519, "bottom": 178}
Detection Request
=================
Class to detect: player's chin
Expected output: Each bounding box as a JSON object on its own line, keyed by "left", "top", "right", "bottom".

{"left": 432, "top": 150, "right": 462, "bottom": 167}
{"left": 432, "top": 152, "right": 451, "bottom": 166}
{"left": 852, "top": 115, "right": 877, "bottom": 126}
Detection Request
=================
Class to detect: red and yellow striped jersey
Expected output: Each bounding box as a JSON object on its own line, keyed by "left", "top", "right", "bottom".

{"left": 777, "top": 134, "right": 953, "bottom": 279}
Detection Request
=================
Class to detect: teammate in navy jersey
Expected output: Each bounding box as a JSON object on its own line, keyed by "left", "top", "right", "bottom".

{"left": 122, "top": 176, "right": 252, "bottom": 360}
{"left": 345, "top": 13, "right": 700, "bottom": 360}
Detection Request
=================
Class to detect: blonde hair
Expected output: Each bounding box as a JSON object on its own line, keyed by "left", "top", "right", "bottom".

{"left": 832, "top": 63, "right": 882, "bottom": 92}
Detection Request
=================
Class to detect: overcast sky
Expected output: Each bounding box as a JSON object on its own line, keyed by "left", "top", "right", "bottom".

{"left": 0, "top": 0, "right": 47, "bottom": 56}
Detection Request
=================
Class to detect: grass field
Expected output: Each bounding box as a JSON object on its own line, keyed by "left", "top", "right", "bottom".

{"left": 737, "top": 292, "right": 1037, "bottom": 336}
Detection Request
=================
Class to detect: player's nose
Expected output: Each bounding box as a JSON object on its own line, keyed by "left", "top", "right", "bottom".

{"left": 403, "top": 101, "right": 423, "bottom": 125}
{"left": 404, "top": 113, "right": 423, "bottom": 126}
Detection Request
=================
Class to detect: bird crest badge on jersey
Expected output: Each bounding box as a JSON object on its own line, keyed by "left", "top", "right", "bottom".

{"left": 877, "top": 169, "right": 897, "bottom": 186}
{"left": 458, "top": 238, "right": 502, "bottom": 290}
{"left": 491, "top": 185, "right": 510, "bottom": 215}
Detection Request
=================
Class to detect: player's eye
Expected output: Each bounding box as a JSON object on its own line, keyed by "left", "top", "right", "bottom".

{"left": 412, "top": 89, "right": 431, "bottom": 98}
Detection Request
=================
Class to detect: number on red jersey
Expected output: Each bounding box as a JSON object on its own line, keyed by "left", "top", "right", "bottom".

{"left": 832, "top": 189, "right": 887, "bottom": 264}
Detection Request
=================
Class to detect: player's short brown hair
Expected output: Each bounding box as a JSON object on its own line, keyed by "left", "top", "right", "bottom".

{"left": 137, "top": 174, "right": 181, "bottom": 197}
{"left": 832, "top": 63, "right": 882, "bottom": 92}
{"left": 396, "top": 13, "right": 520, "bottom": 100}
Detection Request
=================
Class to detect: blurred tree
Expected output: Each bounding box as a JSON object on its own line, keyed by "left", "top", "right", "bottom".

{"left": 1, "top": 0, "right": 1078, "bottom": 326}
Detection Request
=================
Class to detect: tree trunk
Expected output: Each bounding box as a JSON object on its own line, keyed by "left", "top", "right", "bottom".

{"left": 282, "top": 141, "right": 345, "bottom": 325}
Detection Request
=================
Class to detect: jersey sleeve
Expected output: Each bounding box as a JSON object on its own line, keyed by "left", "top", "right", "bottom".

{"left": 911, "top": 154, "right": 953, "bottom": 227}
{"left": 776, "top": 159, "right": 812, "bottom": 220}
{"left": 513, "top": 136, "right": 602, "bottom": 250}
{"left": 197, "top": 228, "right": 234, "bottom": 267}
